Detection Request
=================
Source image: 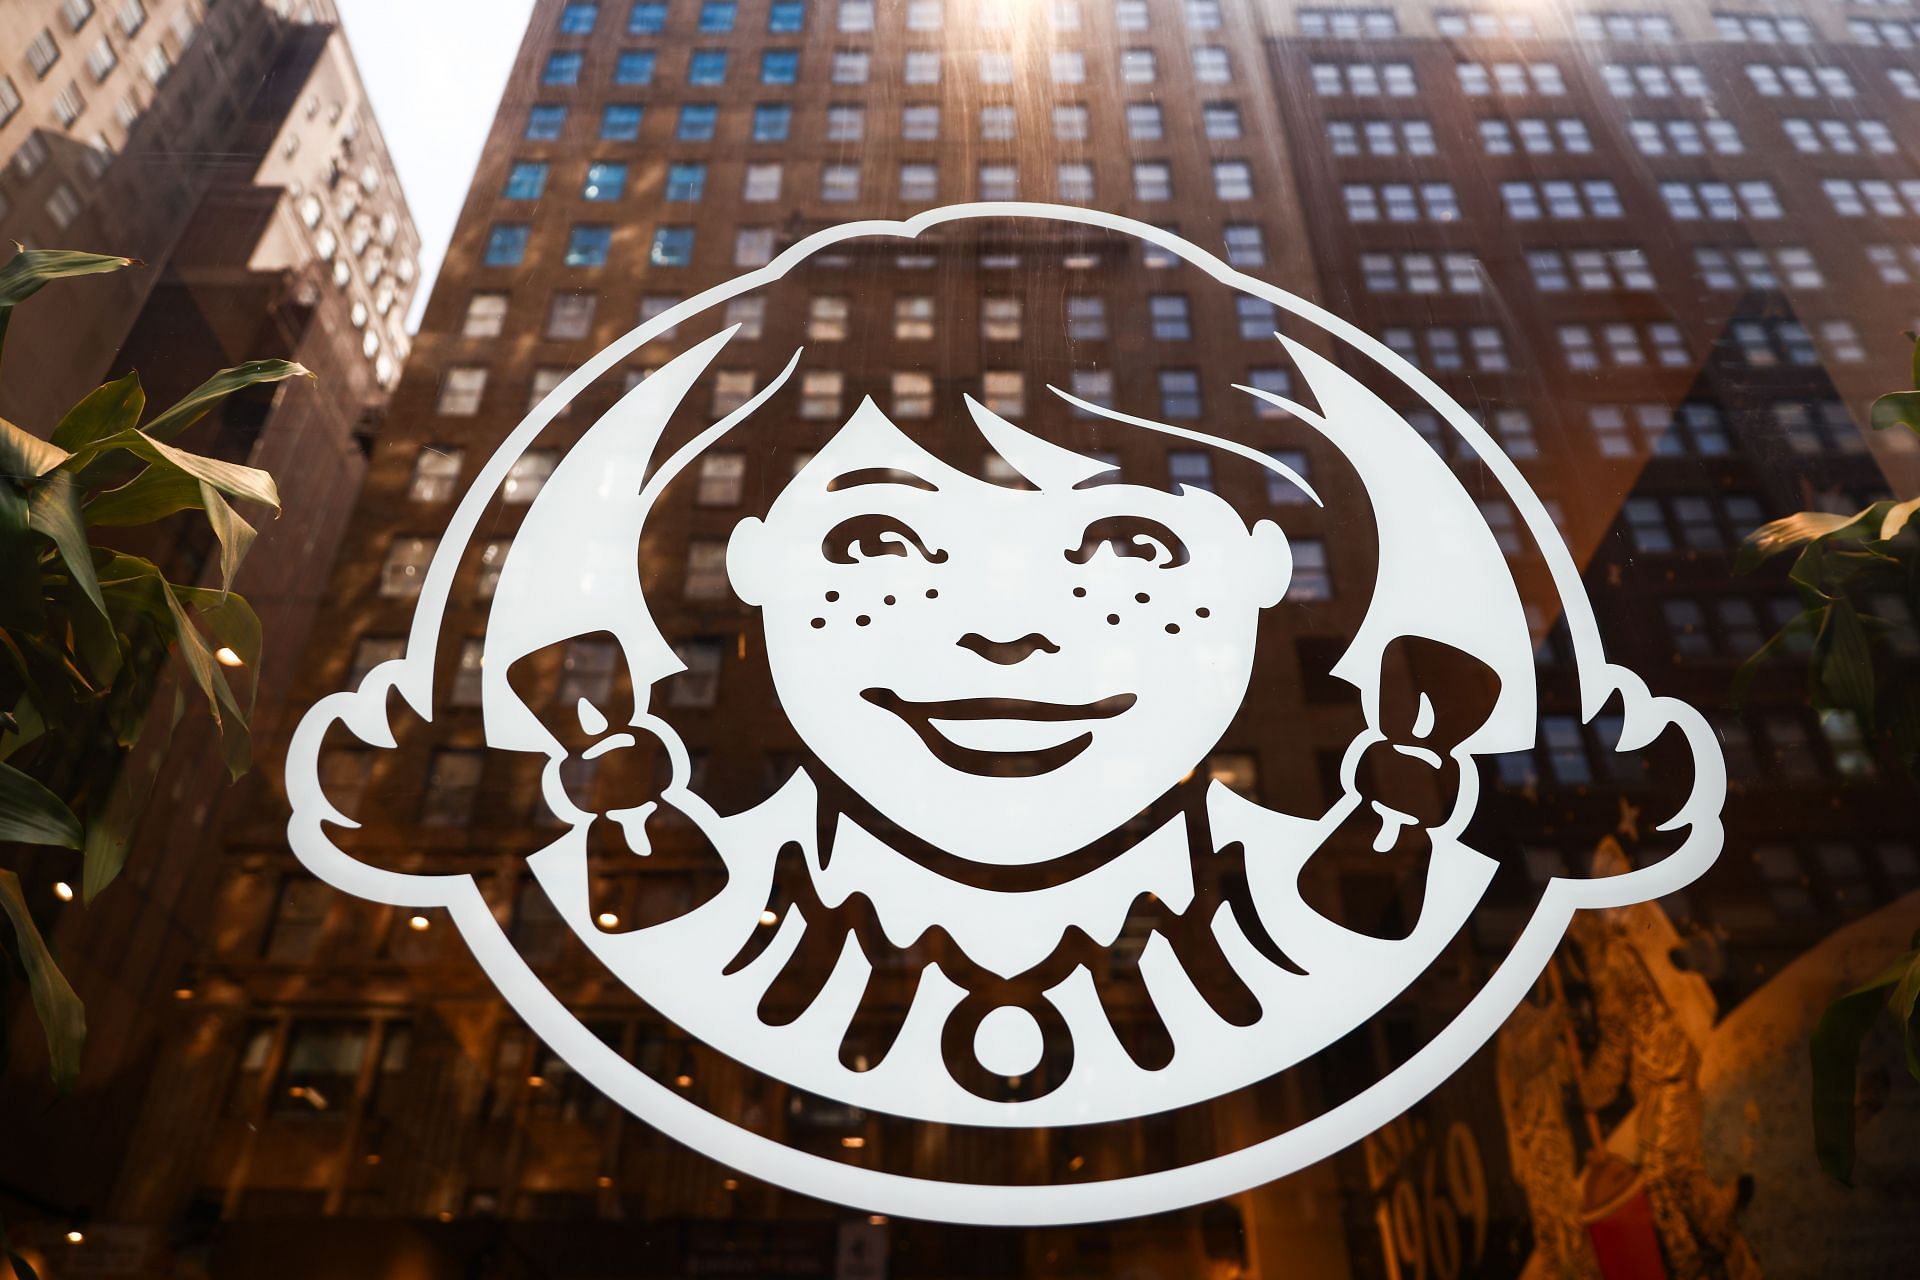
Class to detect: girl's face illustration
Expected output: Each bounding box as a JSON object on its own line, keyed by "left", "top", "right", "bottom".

{"left": 728, "top": 397, "right": 1291, "bottom": 866}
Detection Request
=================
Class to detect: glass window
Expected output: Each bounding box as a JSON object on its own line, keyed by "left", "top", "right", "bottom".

{"left": 677, "top": 103, "right": 718, "bottom": 141}
{"left": 408, "top": 447, "right": 464, "bottom": 503}
{"left": 761, "top": 49, "right": 799, "bottom": 84}
{"left": 503, "top": 161, "right": 547, "bottom": 200}
{"left": 565, "top": 225, "right": 613, "bottom": 266}
{"left": 687, "top": 49, "right": 728, "bottom": 85}
{"left": 380, "top": 536, "right": 438, "bottom": 598}
{"left": 582, "top": 161, "right": 626, "bottom": 201}
{"left": 545, "top": 291, "right": 597, "bottom": 340}
{"left": 600, "top": 103, "right": 643, "bottom": 140}
{"left": 524, "top": 103, "right": 567, "bottom": 140}
{"left": 650, "top": 225, "right": 695, "bottom": 266}
{"left": 613, "top": 49, "right": 655, "bottom": 85}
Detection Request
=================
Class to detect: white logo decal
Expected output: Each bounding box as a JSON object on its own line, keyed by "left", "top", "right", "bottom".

{"left": 284, "top": 206, "right": 1725, "bottom": 1224}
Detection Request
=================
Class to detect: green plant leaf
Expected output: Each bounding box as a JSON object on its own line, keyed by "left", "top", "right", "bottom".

{"left": 138, "top": 359, "right": 310, "bottom": 443}
{"left": 0, "top": 696, "right": 45, "bottom": 763}
{"left": 0, "top": 246, "right": 135, "bottom": 306}
{"left": 83, "top": 687, "right": 184, "bottom": 903}
{"left": 51, "top": 371, "right": 145, "bottom": 451}
{"left": 177, "top": 586, "right": 263, "bottom": 719}
{"left": 200, "top": 481, "right": 257, "bottom": 597}
{"left": 1, "top": 415, "right": 70, "bottom": 481}
{"left": 23, "top": 471, "right": 107, "bottom": 619}
{"left": 1889, "top": 943, "right": 1920, "bottom": 1084}
{"left": 1812, "top": 953, "right": 1920, "bottom": 1184}
{"left": 1880, "top": 496, "right": 1920, "bottom": 543}
{"left": 1870, "top": 390, "right": 1920, "bottom": 440}
{"left": 0, "top": 246, "right": 136, "bottom": 369}
{"left": 0, "top": 760, "right": 83, "bottom": 848}
{"left": 2, "top": 1212, "right": 45, "bottom": 1280}
{"left": 1820, "top": 598, "right": 1877, "bottom": 727}
{"left": 69, "top": 428, "right": 279, "bottom": 513}
{"left": 0, "top": 483, "right": 44, "bottom": 632}
{"left": 1736, "top": 510, "right": 1863, "bottom": 574}
{"left": 1733, "top": 607, "right": 1824, "bottom": 707}
{"left": 0, "top": 868, "right": 86, "bottom": 1093}
{"left": 82, "top": 464, "right": 204, "bottom": 527}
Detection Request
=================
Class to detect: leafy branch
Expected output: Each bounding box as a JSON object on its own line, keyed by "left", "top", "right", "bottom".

{"left": 1, "top": 245, "right": 303, "bottom": 1105}
{"left": 1735, "top": 334, "right": 1920, "bottom": 1184}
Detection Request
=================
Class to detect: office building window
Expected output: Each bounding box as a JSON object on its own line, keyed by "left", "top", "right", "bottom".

{"left": 545, "top": 292, "right": 597, "bottom": 340}
{"left": 525, "top": 104, "right": 566, "bottom": 140}
{"left": 676, "top": 102, "right": 718, "bottom": 141}
{"left": 380, "top": 537, "right": 438, "bottom": 598}
{"left": 409, "top": 448, "right": 464, "bottom": 503}
{"left": 565, "top": 225, "right": 613, "bottom": 266}
{"left": 688, "top": 49, "right": 728, "bottom": 84}
{"left": 1159, "top": 369, "right": 1202, "bottom": 418}
{"left": 462, "top": 293, "right": 509, "bottom": 338}
{"left": 762, "top": 49, "right": 799, "bottom": 84}
{"left": 614, "top": 49, "right": 655, "bottom": 85}
{"left": 582, "top": 161, "right": 625, "bottom": 200}
{"left": 437, "top": 366, "right": 488, "bottom": 416}
{"left": 600, "top": 103, "right": 643, "bottom": 140}
{"left": 650, "top": 225, "right": 695, "bottom": 266}
{"left": 666, "top": 162, "right": 706, "bottom": 201}
{"left": 901, "top": 103, "right": 937, "bottom": 140}
{"left": 819, "top": 163, "right": 860, "bottom": 201}
{"left": 749, "top": 103, "right": 793, "bottom": 144}
{"left": 812, "top": 102, "right": 860, "bottom": 141}
{"left": 504, "top": 161, "right": 547, "bottom": 200}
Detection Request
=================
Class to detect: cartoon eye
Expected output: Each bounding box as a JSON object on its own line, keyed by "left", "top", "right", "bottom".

{"left": 1067, "top": 516, "right": 1191, "bottom": 569}
{"left": 822, "top": 514, "right": 949, "bottom": 564}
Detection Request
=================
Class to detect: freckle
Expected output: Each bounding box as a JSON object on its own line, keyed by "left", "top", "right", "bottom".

{"left": 1135, "top": 592, "right": 1150, "bottom": 604}
{"left": 1106, "top": 614, "right": 1120, "bottom": 626}
{"left": 811, "top": 618, "right": 826, "bottom": 629}
{"left": 884, "top": 595, "right": 896, "bottom": 606}
{"left": 1166, "top": 623, "right": 1181, "bottom": 635}
{"left": 826, "top": 590, "right": 840, "bottom": 603}
{"left": 1073, "top": 586, "right": 1087, "bottom": 598}
{"left": 856, "top": 615, "right": 871, "bottom": 626}
{"left": 926, "top": 588, "right": 939, "bottom": 599}
{"left": 1196, "top": 607, "right": 1211, "bottom": 618}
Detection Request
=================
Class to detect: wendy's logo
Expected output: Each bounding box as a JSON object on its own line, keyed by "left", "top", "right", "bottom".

{"left": 285, "top": 205, "right": 1725, "bottom": 1224}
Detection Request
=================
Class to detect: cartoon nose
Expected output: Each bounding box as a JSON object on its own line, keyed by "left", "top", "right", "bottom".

{"left": 958, "top": 632, "right": 1060, "bottom": 665}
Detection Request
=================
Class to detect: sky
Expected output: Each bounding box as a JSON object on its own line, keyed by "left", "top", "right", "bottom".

{"left": 332, "top": 0, "right": 538, "bottom": 331}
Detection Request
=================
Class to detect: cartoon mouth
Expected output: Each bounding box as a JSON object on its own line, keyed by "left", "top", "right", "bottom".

{"left": 860, "top": 689, "right": 1137, "bottom": 778}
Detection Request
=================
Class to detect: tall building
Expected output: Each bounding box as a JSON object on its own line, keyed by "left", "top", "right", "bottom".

{"left": 0, "top": 0, "right": 419, "bottom": 1266}
{"left": 12, "top": 2, "right": 1917, "bottom": 1278}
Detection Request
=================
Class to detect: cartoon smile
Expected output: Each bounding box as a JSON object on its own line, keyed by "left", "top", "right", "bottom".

{"left": 860, "top": 689, "right": 1137, "bottom": 777}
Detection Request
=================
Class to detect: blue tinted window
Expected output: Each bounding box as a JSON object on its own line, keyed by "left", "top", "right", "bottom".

{"left": 688, "top": 49, "right": 727, "bottom": 85}
{"left": 614, "top": 50, "right": 655, "bottom": 85}
{"left": 768, "top": 1, "right": 804, "bottom": 32}
{"left": 651, "top": 226, "right": 695, "bottom": 267}
{"left": 525, "top": 104, "right": 567, "bottom": 140}
{"left": 699, "top": 2, "right": 736, "bottom": 31}
{"left": 559, "top": 3, "right": 599, "bottom": 34}
{"left": 667, "top": 162, "right": 707, "bottom": 201}
{"left": 600, "top": 103, "right": 643, "bottom": 140}
{"left": 752, "top": 103, "right": 792, "bottom": 142}
{"left": 676, "top": 103, "right": 717, "bottom": 141}
{"left": 583, "top": 162, "right": 627, "bottom": 201}
{"left": 566, "top": 225, "right": 613, "bottom": 267}
{"left": 484, "top": 224, "right": 530, "bottom": 267}
{"left": 543, "top": 51, "right": 583, "bottom": 85}
{"left": 504, "top": 162, "right": 548, "bottom": 200}
{"left": 761, "top": 49, "right": 799, "bottom": 84}
{"left": 627, "top": 2, "right": 667, "bottom": 33}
